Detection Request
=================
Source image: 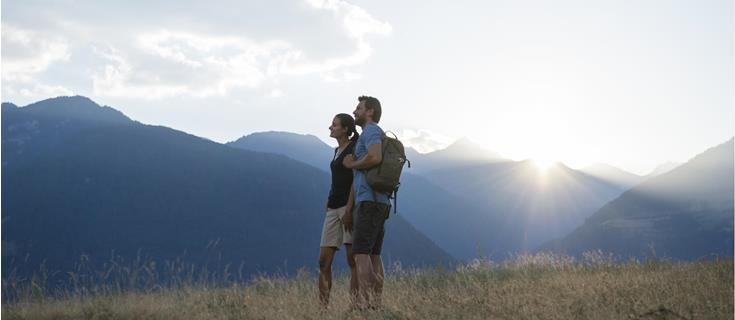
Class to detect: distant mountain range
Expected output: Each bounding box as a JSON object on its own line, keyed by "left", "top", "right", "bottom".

{"left": 580, "top": 163, "right": 645, "bottom": 189}
{"left": 646, "top": 161, "right": 683, "bottom": 177}
{"left": 228, "top": 133, "right": 495, "bottom": 260}
{"left": 3, "top": 95, "right": 731, "bottom": 276}
{"left": 423, "top": 160, "right": 629, "bottom": 254}
{"left": 229, "top": 131, "right": 643, "bottom": 259}
{"left": 405, "top": 137, "right": 506, "bottom": 174}
{"left": 227, "top": 133, "right": 506, "bottom": 174}
{"left": 227, "top": 127, "right": 732, "bottom": 261}
{"left": 580, "top": 161, "right": 683, "bottom": 190}
{"left": 228, "top": 131, "right": 333, "bottom": 171}
{"left": 2, "top": 96, "right": 454, "bottom": 282}
{"left": 541, "top": 139, "right": 734, "bottom": 260}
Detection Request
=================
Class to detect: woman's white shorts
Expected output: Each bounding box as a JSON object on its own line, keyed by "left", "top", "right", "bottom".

{"left": 320, "top": 205, "right": 353, "bottom": 249}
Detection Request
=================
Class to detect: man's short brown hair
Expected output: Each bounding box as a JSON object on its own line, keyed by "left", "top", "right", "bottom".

{"left": 358, "top": 96, "right": 382, "bottom": 123}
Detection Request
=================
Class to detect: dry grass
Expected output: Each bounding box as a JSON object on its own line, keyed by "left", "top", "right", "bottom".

{"left": 2, "top": 252, "right": 732, "bottom": 319}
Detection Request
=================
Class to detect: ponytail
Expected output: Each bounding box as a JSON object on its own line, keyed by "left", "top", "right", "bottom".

{"left": 350, "top": 126, "right": 360, "bottom": 142}
{"left": 335, "top": 113, "right": 359, "bottom": 142}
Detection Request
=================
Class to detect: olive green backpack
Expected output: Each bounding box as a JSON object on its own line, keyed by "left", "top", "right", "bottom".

{"left": 366, "top": 132, "right": 411, "bottom": 213}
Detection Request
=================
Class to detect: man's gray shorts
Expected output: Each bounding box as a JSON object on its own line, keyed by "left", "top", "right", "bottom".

{"left": 352, "top": 201, "right": 390, "bottom": 255}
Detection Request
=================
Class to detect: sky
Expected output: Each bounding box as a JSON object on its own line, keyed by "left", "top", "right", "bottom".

{"left": 2, "top": 0, "right": 733, "bottom": 175}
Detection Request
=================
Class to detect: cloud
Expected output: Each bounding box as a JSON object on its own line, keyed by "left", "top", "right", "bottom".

{"left": 268, "top": 89, "right": 285, "bottom": 98}
{"left": 2, "top": 0, "right": 392, "bottom": 102}
{"left": 302, "top": 0, "right": 391, "bottom": 69}
{"left": 3, "top": 83, "right": 74, "bottom": 100}
{"left": 1, "top": 24, "right": 76, "bottom": 102}
{"left": 322, "top": 71, "right": 363, "bottom": 82}
{"left": 1, "top": 24, "right": 71, "bottom": 82}
{"left": 90, "top": 31, "right": 277, "bottom": 98}
{"left": 306, "top": 0, "right": 392, "bottom": 39}
{"left": 91, "top": 45, "right": 189, "bottom": 99}
{"left": 396, "top": 129, "right": 455, "bottom": 153}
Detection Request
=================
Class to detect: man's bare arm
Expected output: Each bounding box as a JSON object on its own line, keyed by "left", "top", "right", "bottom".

{"left": 343, "top": 144, "right": 382, "bottom": 170}
{"left": 343, "top": 184, "right": 355, "bottom": 232}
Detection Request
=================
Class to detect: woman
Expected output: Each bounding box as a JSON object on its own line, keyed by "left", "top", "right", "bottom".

{"left": 318, "top": 113, "right": 359, "bottom": 307}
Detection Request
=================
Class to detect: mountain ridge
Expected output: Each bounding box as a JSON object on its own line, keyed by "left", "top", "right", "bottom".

{"left": 2, "top": 96, "right": 455, "bottom": 282}
{"left": 540, "top": 138, "right": 734, "bottom": 260}
{"left": 581, "top": 163, "right": 644, "bottom": 189}
{"left": 15, "top": 95, "right": 133, "bottom": 124}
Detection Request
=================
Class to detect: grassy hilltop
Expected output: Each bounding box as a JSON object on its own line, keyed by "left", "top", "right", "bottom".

{"left": 2, "top": 253, "right": 732, "bottom": 320}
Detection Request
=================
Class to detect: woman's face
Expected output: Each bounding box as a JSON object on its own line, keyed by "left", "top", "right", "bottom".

{"left": 329, "top": 117, "right": 347, "bottom": 139}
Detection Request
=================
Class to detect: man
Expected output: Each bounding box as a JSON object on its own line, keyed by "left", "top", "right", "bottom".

{"left": 343, "top": 95, "right": 391, "bottom": 309}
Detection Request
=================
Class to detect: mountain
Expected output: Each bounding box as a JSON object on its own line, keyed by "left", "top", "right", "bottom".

{"left": 227, "top": 132, "right": 498, "bottom": 260}
{"left": 424, "top": 160, "right": 629, "bottom": 255}
{"left": 2, "top": 96, "right": 454, "bottom": 282}
{"left": 227, "top": 133, "right": 506, "bottom": 176}
{"left": 404, "top": 147, "right": 422, "bottom": 165}
{"left": 227, "top": 131, "right": 333, "bottom": 171}
{"left": 646, "top": 161, "right": 683, "bottom": 177}
{"left": 541, "top": 138, "right": 734, "bottom": 260}
{"left": 581, "top": 163, "right": 644, "bottom": 189}
{"left": 395, "top": 174, "right": 502, "bottom": 260}
{"left": 408, "top": 137, "right": 506, "bottom": 173}
{"left": 2, "top": 102, "right": 18, "bottom": 111}
{"left": 227, "top": 131, "right": 632, "bottom": 260}
{"left": 21, "top": 95, "right": 131, "bottom": 124}
{"left": 2, "top": 96, "right": 134, "bottom": 173}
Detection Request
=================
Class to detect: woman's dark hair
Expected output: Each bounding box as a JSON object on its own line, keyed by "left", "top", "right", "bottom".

{"left": 335, "top": 113, "right": 360, "bottom": 142}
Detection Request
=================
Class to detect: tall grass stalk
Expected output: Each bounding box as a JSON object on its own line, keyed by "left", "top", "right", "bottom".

{"left": 2, "top": 252, "right": 732, "bottom": 319}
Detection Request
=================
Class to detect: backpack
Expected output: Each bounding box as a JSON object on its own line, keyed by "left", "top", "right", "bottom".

{"left": 366, "top": 131, "right": 411, "bottom": 213}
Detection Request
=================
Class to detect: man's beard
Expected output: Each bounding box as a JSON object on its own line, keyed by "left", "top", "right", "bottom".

{"left": 355, "top": 115, "right": 365, "bottom": 126}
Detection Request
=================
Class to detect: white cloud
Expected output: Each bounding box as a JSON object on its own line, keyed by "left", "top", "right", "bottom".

{"left": 91, "top": 45, "right": 188, "bottom": 99}
{"left": 396, "top": 129, "right": 455, "bottom": 153}
{"left": 268, "top": 89, "right": 285, "bottom": 98}
{"left": 1, "top": 24, "right": 71, "bottom": 82}
{"left": 1, "top": 24, "right": 74, "bottom": 102}
{"left": 289, "top": 0, "right": 391, "bottom": 78}
{"left": 19, "top": 84, "right": 74, "bottom": 98}
{"left": 322, "top": 71, "right": 363, "bottom": 82}
{"left": 305, "top": 0, "right": 392, "bottom": 39}
{"left": 2, "top": 0, "right": 392, "bottom": 101}
{"left": 3, "top": 83, "right": 74, "bottom": 99}
{"left": 96, "top": 30, "right": 278, "bottom": 98}
{"left": 89, "top": 3, "right": 389, "bottom": 99}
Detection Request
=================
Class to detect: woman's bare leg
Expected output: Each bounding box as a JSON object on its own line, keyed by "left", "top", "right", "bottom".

{"left": 318, "top": 247, "right": 337, "bottom": 307}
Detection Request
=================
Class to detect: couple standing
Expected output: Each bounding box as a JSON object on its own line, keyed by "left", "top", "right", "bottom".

{"left": 319, "top": 95, "right": 391, "bottom": 309}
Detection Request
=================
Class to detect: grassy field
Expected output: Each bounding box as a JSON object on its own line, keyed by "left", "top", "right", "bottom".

{"left": 2, "top": 252, "right": 733, "bottom": 319}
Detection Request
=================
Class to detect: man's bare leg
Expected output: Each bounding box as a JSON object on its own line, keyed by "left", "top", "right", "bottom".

{"left": 318, "top": 247, "right": 337, "bottom": 307}
{"left": 370, "top": 254, "right": 385, "bottom": 308}
{"left": 345, "top": 244, "right": 359, "bottom": 301}
{"left": 354, "top": 253, "right": 375, "bottom": 307}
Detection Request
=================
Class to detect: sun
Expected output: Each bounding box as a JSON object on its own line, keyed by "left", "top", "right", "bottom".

{"left": 532, "top": 157, "right": 557, "bottom": 171}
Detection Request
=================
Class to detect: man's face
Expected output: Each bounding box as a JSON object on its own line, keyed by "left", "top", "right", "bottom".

{"left": 353, "top": 101, "right": 371, "bottom": 126}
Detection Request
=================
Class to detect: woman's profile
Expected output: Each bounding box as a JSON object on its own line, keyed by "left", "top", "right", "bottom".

{"left": 318, "top": 113, "right": 359, "bottom": 307}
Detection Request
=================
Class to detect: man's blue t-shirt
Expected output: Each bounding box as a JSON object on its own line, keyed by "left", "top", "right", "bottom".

{"left": 353, "top": 123, "right": 391, "bottom": 205}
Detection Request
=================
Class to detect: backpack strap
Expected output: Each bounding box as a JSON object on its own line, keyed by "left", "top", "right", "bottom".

{"left": 370, "top": 189, "right": 397, "bottom": 214}
{"left": 393, "top": 184, "right": 400, "bottom": 214}
{"left": 369, "top": 128, "right": 403, "bottom": 214}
